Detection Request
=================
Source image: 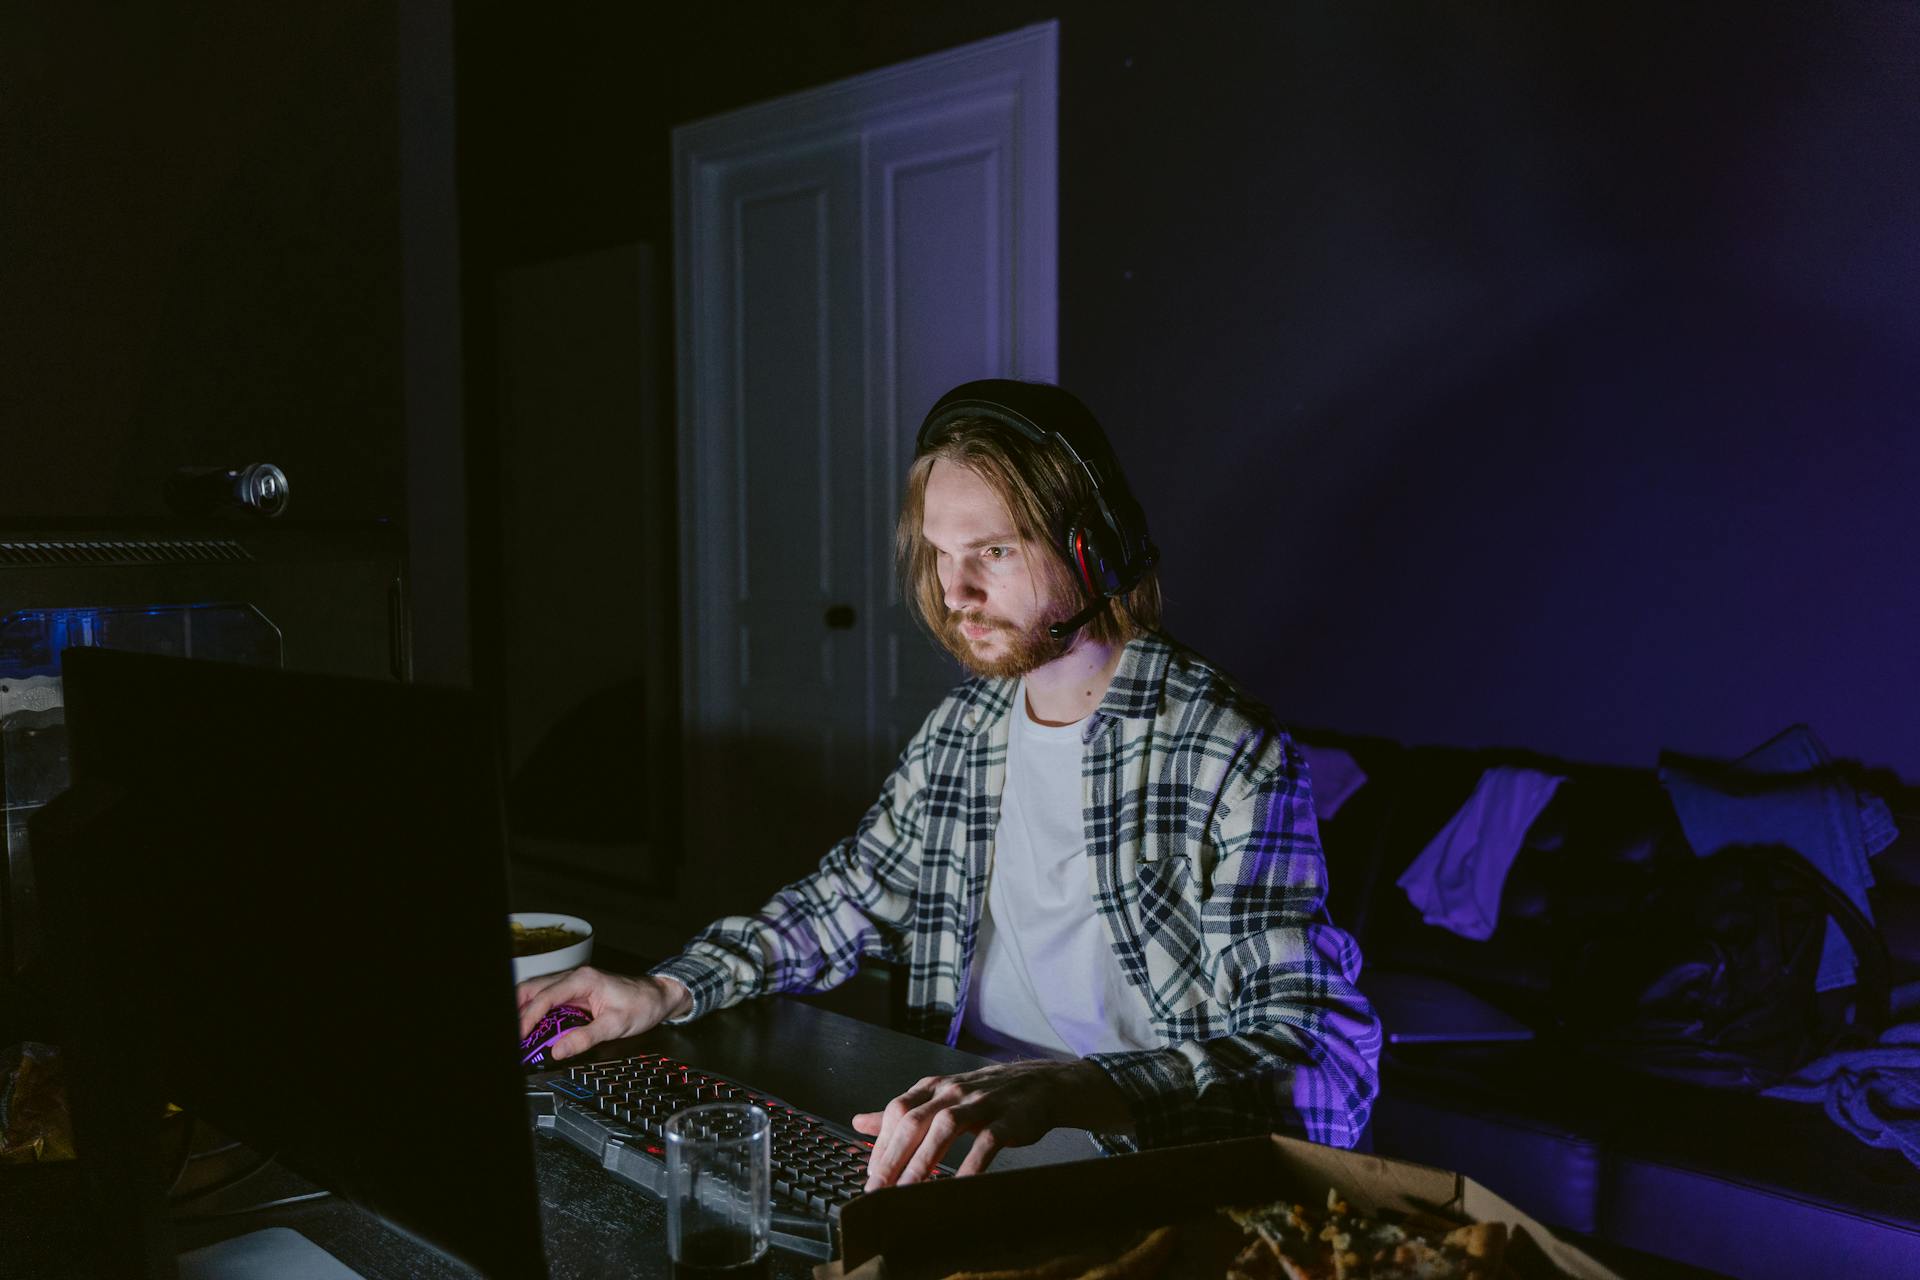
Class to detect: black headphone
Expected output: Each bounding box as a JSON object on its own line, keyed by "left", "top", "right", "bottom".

{"left": 917, "top": 379, "right": 1159, "bottom": 640}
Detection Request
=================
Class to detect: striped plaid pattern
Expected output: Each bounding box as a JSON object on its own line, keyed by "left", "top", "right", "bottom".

{"left": 650, "top": 632, "right": 1380, "bottom": 1150}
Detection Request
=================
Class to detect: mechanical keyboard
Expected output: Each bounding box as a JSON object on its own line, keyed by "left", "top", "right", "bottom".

{"left": 525, "top": 1051, "right": 949, "bottom": 1259}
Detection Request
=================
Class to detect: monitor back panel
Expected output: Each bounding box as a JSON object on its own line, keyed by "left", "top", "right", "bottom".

{"left": 50, "top": 648, "right": 545, "bottom": 1278}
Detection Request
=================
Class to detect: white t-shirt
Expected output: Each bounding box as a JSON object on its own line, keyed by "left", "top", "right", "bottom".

{"left": 959, "top": 681, "right": 1162, "bottom": 1061}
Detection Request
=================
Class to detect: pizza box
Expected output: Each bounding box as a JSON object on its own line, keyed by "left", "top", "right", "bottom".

{"left": 825, "top": 1134, "right": 1624, "bottom": 1280}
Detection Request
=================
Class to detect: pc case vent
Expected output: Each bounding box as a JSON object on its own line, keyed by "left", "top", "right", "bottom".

{"left": 0, "top": 540, "right": 254, "bottom": 566}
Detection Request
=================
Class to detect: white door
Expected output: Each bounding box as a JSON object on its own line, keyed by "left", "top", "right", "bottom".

{"left": 675, "top": 23, "right": 1058, "bottom": 910}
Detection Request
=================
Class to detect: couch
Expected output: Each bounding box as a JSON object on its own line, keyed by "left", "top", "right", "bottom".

{"left": 1306, "top": 732, "right": 1920, "bottom": 1279}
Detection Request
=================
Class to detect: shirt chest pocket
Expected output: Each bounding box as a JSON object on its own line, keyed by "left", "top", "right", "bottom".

{"left": 1117, "top": 851, "right": 1215, "bottom": 1020}
{"left": 1131, "top": 850, "right": 1192, "bottom": 921}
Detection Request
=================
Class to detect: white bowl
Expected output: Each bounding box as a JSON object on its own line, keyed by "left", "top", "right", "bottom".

{"left": 509, "top": 912, "right": 595, "bottom": 982}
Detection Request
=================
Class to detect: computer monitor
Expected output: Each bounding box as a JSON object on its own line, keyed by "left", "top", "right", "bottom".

{"left": 30, "top": 648, "right": 547, "bottom": 1278}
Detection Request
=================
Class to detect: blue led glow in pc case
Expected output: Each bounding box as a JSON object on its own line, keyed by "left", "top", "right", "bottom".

{"left": 0, "top": 523, "right": 409, "bottom": 978}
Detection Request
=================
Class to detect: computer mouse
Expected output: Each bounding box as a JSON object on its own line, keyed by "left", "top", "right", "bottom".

{"left": 520, "top": 1003, "right": 592, "bottom": 1069}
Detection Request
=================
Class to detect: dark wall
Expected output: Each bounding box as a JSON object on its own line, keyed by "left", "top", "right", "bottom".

{"left": 471, "top": 1, "right": 1920, "bottom": 780}
{"left": 1, "top": 2, "right": 404, "bottom": 525}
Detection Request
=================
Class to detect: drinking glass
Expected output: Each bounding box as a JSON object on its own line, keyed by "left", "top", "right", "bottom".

{"left": 664, "top": 1102, "right": 771, "bottom": 1279}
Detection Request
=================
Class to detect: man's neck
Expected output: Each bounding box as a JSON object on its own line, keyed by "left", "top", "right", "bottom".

{"left": 1023, "top": 635, "right": 1126, "bottom": 726}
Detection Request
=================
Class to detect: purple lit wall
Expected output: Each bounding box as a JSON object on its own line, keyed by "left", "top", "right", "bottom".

{"left": 1067, "top": 6, "right": 1920, "bottom": 780}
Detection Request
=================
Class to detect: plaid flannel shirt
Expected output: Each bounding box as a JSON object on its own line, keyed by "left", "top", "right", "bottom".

{"left": 650, "top": 632, "right": 1381, "bottom": 1150}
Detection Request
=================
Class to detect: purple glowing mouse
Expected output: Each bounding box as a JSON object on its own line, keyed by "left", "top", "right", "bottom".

{"left": 520, "top": 1003, "right": 592, "bottom": 1069}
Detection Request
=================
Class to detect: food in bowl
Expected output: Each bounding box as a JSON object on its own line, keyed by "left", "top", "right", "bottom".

{"left": 508, "top": 912, "right": 595, "bottom": 982}
{"left": 510, "top": 920, "right": 587, "bottom": 958}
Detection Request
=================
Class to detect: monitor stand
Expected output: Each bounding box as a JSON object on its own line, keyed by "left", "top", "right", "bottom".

{"left": 177, "top": 1228, "right": 367, "bottom": 1280}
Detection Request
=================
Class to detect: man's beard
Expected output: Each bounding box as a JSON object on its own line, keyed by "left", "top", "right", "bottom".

{"left": 938, "top": 606, "right": 1075, "bottom": 680}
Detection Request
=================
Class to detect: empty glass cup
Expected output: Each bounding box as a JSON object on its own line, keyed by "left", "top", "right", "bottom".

{"left": 664, "top": 1102, "right": 771, "bottom": 1279}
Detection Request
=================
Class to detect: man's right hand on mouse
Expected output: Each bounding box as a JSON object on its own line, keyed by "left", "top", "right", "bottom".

{"left": 516, "top": 967, "right": 693, "bottom": 1061}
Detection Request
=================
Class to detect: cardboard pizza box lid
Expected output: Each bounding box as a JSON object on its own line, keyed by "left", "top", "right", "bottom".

{"left": 825, "top": 1134, "right": 1623, "bottom": 1280}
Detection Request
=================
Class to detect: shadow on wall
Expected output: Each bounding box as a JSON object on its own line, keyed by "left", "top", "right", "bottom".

{"left": 509, "top": 679, "right": 650, "bottom": 846}
{"left": 512, "top": 705, "right": 883, "bottom": 924}
{"left": 681, "top": 727, "right": 892, "bottom": 917}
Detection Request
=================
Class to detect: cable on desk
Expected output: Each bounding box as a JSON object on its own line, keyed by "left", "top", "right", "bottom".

{"left": 169, "top": 1150, "right": 278, "bottom": 1205}
{"left": 171, "top": 1189, "right": 334, "bottom": 1222}
{"left": 187, "top": 1140, "right": 245, "bottom": 1161}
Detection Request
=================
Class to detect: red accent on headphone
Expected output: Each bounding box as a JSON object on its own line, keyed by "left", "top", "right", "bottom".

{"left": 1074, "top": 528, "right": 1094, "bottom": 592}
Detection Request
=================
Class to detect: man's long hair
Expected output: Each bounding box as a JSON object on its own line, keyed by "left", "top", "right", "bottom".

{"left": 895, "top": 416, "right": 1162, "bottom": 654}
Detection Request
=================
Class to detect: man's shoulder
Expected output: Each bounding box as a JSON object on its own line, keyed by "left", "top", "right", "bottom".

{"left": 1144, "top": 633, "right": 1283, "bottom": 739}
{"left": 1134, "top": 635, "right": 1300, "bottom": 792}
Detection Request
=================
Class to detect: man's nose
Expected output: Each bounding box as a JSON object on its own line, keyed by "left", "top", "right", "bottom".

{"left": 942, "top": 562, "right": 984, "bottom": 612}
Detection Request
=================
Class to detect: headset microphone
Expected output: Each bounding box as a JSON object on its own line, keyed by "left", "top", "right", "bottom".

{"left": 1047, "top": 598, "right": 1110, "bottom": 642}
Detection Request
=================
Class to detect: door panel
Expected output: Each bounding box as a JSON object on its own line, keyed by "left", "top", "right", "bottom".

{"left": 866, "top": 92, "right": 1026, "bottom": 772}
{"left": 713, "top": 144, "right": 869, "bottom": 895}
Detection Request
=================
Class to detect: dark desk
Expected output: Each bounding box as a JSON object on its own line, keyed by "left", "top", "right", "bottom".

{"left": 5, "top": 997, "right": 1097, "bottom": 1279}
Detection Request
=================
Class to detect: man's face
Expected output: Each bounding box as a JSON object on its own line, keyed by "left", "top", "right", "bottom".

{"left": 920, "top": 459, "right": 1075, "bottom": 680}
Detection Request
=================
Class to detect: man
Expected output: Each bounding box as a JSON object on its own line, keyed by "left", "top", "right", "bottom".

{"left": 516, "top": 380, "right": 1380, "bottom": 1190}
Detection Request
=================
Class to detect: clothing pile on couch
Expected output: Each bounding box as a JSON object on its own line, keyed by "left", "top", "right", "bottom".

{"left": 1300, "top": 725, "right": 1920, "bottom": 1280}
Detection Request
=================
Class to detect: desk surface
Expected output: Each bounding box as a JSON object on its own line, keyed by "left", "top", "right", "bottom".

{"left": 7, "top": 996, "right": 1097, "bottom": 1279}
